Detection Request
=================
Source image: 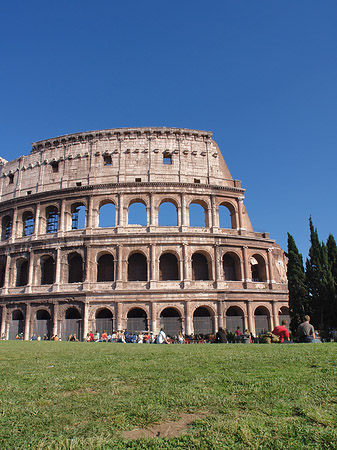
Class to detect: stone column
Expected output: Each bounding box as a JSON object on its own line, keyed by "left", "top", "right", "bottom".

{"left": 181, "top": 194, "right": 188, "bottom": 227}
{"left": 218, "top": 300, "right": 224, "bottom": 329}
{"left": 182, "top": 244, "right": 190, "bottom": 284}
{"left": 26, "top": 250, "right": 34, "bottom": 292}
{"left": 118, "top": 193, "right": 124, "bottom": 227}
{"left": 149, "top": 193, "right": 155, "bottom": 226}
{"left": 185, "top": 301, "right": 192, "bottom": 335}
{"left": 24, "top": 303, "right": 31, "bottom": 341}
{"left": 237, "top": 196, "right": 245, "bottom": 230}
{"left": 11, "top": 208, "right": 18, "bottom": 241}
{"left": 177, "top": 205, "right": 182, "bottom": 227}
{"left": 0, "top": 305, "right": 7, "bottom": 338}
{"left": 214, "top": 314, "right": 219, "bottom": 333}
{"left": 242, "top": 246, "right": 250, "bottom": 284}
{"left": 267, "top": 248, "right": 274, "bottom": 288}
{"left": 86, "top": 195, "right": 94, "bottom": 229}
{"left": 82, "top": 301, "right": 89, "bottom": 341}
{"left": 3, "top": 253, "right": 11, "bottom": 292}
{"left": 214, "top": 245, "right": 222, "bottom": 282}
{"left": 34, "top": 203, "right": 41, "bottom": 237}
{"left": 149, "top": 244, "right": 156, "bottom": 282}
{"left": 150, "top": 302, "right": 157, "bottom": 333}
{"left": 211, "top": 195, "right": 218, "bottom": 230}
{"left": 116, "top": 245, "right": 123, "bottom": 281}
{"left": 271, "top": 301, "right": 279, "bottom": 329}
{"left": 116, "top": 302, "right": 123, "bottom": 330}
{"left": 246, "top": 301, "right": 255, "bottom": 335}
{"left": 59, "top": 200, "right": 65, "bottom": 232}
{"left": 53, "top": 302, "right": 59, "bottom": 337}
{"left": 54, "top": 247, "right": 61, "bottom": 291}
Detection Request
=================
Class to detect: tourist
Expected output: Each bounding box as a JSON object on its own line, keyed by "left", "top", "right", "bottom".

{"left": 156, "top": 328, "right": 170, "bottom": 344}
{"left": 178, "top": 331, "right": 184, "bottom": 344}
{"left": 272, "top": 319, "right": 290, "bottom": 343}
{"left": 296, "top": 315, "right": 320, "bottom": 343}
{"left": 101, "top": 330, "right": 108, "bottom": 342}
{"left": 215, "top": 327, "right": 228, "bottom": 343}
{"left": 31, "top": 333, "right": 37, "bottom": 341}
{"left": 234, "top": 326, "right": 242, "bottom": 343}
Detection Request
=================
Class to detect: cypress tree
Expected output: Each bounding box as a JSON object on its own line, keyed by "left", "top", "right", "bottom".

{"left": 326, "top": 234, "right": 337, "bottom": 328}
{"left": 287, "top": 232, "right": 309, "bottom": 334}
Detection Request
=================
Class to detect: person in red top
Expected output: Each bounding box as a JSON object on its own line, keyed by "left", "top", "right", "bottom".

{"left": 272, "top": 319, "right": 290, "bottom": 343}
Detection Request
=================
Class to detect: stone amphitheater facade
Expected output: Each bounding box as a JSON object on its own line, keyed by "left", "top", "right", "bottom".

{"left": 0, "top": 127, "right": 288, "bottom": 340}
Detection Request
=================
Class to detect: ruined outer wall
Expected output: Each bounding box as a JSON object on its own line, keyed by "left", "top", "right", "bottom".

{"left": 0, "top": 127, "right": 288, "bottom": 340}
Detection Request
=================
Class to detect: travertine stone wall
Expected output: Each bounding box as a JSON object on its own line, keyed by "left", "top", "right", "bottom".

{"left": 0, "top": 128, "right": 288, "bottom": 340}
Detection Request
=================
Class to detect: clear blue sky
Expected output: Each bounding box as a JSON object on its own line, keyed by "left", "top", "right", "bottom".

{"left": 1, "top": 0, "right": 336, "bottom": 258}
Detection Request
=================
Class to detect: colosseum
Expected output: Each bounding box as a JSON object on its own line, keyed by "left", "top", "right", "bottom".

{"left": 0, "top": 127, "right": 289, "bottom": 340}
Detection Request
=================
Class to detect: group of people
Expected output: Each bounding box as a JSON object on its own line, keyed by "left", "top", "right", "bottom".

{"left": 85, "top": 328, "right": 173, "bottom": 344}
{"left": 215, "top": 315, "right": 322, "bottom": 344}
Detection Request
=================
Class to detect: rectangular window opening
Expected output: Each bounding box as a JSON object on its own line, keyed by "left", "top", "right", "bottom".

{"left": 135, "top": 178, "right": 141, "bottom": 183}
{"left": 51, "top": 162, "right": 59, "bottom": 173}
{"left": 163, "top": 154, "right": 172, "bottom": 165}
{"left": 194, "top": 178, "right": 201, "bottom": 184}
{"left": 76, "top": 182, "right": 82, "bottom": 187}
{"left": 104, "top": 155, "right": 112, "bottom": 165}
{"left": 8, "top": 174, "right": 14, "bottom": 184}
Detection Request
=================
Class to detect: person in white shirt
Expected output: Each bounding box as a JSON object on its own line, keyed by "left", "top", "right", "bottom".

{"left": 156, "top": 328, "right": 170, "bottom": 344}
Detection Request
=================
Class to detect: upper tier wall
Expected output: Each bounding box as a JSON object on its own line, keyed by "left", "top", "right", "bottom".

{"left": 0, "top": 128, "right": 240, "bottom": 203}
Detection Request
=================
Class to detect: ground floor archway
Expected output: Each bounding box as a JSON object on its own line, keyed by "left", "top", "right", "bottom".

{"left": 226, "top": 306, "right": 244, "bottom": 333}
{"left": 193, "top": 307, "right": 214, "bottom": 336}
{"left": 254, "top": 306, "right": 271, "bottom": 334}
{"left": 127, "top": 308, "right": 148, "bottom": 333}
{"left": 160, "top": 307, "right": 182, "bottom": 337}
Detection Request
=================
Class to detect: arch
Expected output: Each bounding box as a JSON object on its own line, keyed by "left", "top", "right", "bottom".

{"left": 223, "top": 252, "right": 240, "bottom": 281}
{"left": 128, "top": 201, "right": 147, "bottom": 226}
{"left": 219, "top": 202, "right": 236, "bottom": 229}
{"left": 189, "top": 202, "right": 207, "bottom": 227}
{"left": 2, "top": 215, "right": 12, "bottom": 240}
{"left": 23, "top": 211, "right": 34, "bottom": 236}
{"left": 193, "top": 306, "right": 214, "bottom": 335}
{"left": 46, "top": 206, "right": 59, "bottom": 234}
{"left": 9, "top": 309, "right": 24, "bottom": 339}
{"left": 68, "top": 252, "right": 83, "bottom": 283}
{"left": 192, "top": 252, "right": 210, "bottom": 280}
{"left": 226, "top": 306, "right": 244, "bottom": 332}
{"left": 99, "top": 201, "right": 116, "bottom": 228}
{"left": 71, "top": 203, "right": 86, "bottom": 230}
{"left": 250, "top": 254, "right": 267, "bottom": 282}
{"left": 62, "top": 307, "right": 82, "bottom": 341}
{"left": 254, "top": 306, "right": 271, "bottom": 334}
{"left": 159, "top": 253, "right": 179, "bottom": 281}
{"left": 158, "top": 202, "right": 178, "bottom": 226}
{"left": 16, "top": 258, "right": 28, "bottom": 286}
{"left": 95, "top": 308, "right": 113, "bottom": 334}
{"left": 127, "top": 307, "right": 148, "bottom": 333}
{"left": 160, "top": 307, "right": 182, "bottom": 337}
{"left": 41, "top": 255, "right": 55, "bottom": 285}
{"left": 128, "top": 253, "right": 147, "bottom": 281}
{"left": 35, "top": 309, "right": 52, "bottom": 338}
{"left": 97, "top": 254, "right": 114, "bottom": 282}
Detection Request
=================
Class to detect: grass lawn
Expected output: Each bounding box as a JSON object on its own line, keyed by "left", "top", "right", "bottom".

{"left": 0, "top": 342, "right": 336, "bottom": 450}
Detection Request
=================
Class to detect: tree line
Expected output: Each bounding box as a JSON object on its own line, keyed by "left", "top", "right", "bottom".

{"left": 287, "top": 217, "right": 337, "bottom": 336}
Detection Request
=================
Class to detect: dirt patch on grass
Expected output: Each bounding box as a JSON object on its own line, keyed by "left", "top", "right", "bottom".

{"left": 122, "top": 412, "right": 208, "bottom": 439}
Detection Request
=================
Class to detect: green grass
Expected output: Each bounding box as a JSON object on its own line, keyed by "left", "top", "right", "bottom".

{"left": 0, "top": 342, "right": 336, "bottom": 449}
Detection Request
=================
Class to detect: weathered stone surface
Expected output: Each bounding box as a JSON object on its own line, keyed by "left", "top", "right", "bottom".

{"left": 0, "top": 127, "right": 288, "bottom": 340}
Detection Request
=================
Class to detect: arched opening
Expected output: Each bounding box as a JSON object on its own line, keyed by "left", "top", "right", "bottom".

{"left": 189, "top": 202, "right": 206, "bottom": 227}
{"left": 35, "top": 309, "right": 51, "bottom": 339}
{"left": 158, "top": 202, "right": 178, "bottom": 226}
{"left": 71, "top": 204, "right": 86, "bottom": 230}
{"left": 61, "top": 307, "right": 82, "bottom": 341}
{"left": 127, "top": 308, "right": 148, "bottom": 333}
{"left": 278, "top": 306, "right": 290, "bottom": 328}
{"left": 226, "top": 306, "right": 244, "bottom": 332}
{"left": 46, "top": 206, "right": 59, "bottom": 234}
{"left": 254, "top": 306, "right": 271, "bottom": 334}
{"left": 23, "top": 211, "right": 34, "bottom": 236}
{"left": 2, "top": 215, "right": 12, "bottom": 240}
{"left": 192, "top": 253, "right": 210, "bottom": 280}
{"left": 41, "top": 256, "right": 55, "bottom": 285}
{"left": 128, "top": 202, "right": 147, "bottom": 226}
{"left": 0, "top": 257, "right": 6, "bottom": 288}
{"left": 219, "top": 204, "right": 235, "bottom": 229}
{"left": 250, "top": 254, "right": 267, "bottom": 282}
{"left": 223, "top": 253, "right": 240, "bottom": 281}
{"left": 68, "top": 253, "right": 83, "bottom": 283}
{"left": 193, "top": 307, "right": 214, "bottom": 335}
{"left": 95, "top": 308, "right": 113, "bottom": 334}
{"left": 99, "top": 202, "right": 116, "bottom": 228}
{"left": 9, "top": 309, "right": 24, "bottom": 340}
{"left": 16, "top": 258, "right": 28, "bottom": 286}
{"left": 159, "top": 253, "right": 179, "bottom": 281}
{"left": 128, "top": 253, "right": 147, "bottom": 281}
{"left": 97, "top": 254, "right": 114, "bottom": 282}
{"left": 160, "top": 308, "right": 182, "bottom": 337}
